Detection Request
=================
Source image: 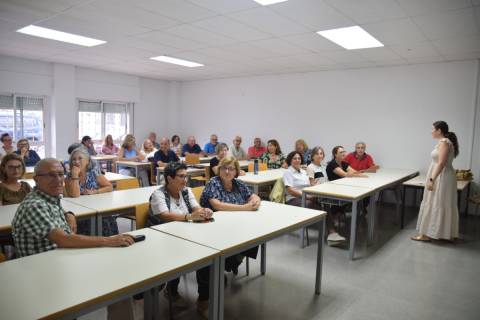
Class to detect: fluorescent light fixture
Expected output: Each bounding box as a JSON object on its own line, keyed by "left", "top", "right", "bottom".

{"left": 317, "top": 26, "right": 383, "bottom": 50}
{"left": 17, "top": 25, "right": 106, "bottom": 47}
{"left": 150, "top": 55, "right": 204, "bottom": 68}
{"left": 253, "top": 0, "right": 288, "bottom": 5}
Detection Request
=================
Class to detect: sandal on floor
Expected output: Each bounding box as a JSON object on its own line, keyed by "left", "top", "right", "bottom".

{"left": 410, "top": 235, "right": 431, "bottom": 242}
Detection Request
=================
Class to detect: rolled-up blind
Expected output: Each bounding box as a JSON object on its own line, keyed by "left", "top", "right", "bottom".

{"left": 78, "top": 100, "right": 101, "bottom": 112}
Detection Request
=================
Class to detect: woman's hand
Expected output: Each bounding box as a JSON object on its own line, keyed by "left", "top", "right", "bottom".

{"left": 426, "top": 180, "right": 434, "bottom": 191}
{"left": 81, "top": 189, "right": 98, "bottom": 195}
{"left": 192, "top": 208, "right": 214, "bottom": 221}
{"left": 70, "top": 165, "right": 81, "bottom": 179}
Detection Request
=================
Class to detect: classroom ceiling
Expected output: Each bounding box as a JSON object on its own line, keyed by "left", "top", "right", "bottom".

{"left": 0, "top": 0, "right": 479, "bottom": 81}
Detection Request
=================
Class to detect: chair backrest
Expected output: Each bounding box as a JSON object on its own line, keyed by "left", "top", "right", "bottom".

{"left": 185, "top": 153, "right": 200, "bottom": 164}
{"left": 135, "top": 203, "right": 150, "bottom": 229}
{"left": 191, "top": 186, "right": 205, "bottom": 203}
{"left": 269, "top": 178, "right": 285, "bottom": 203}
{"left": 0, "top": 253, "right": 5, "bottom": 263}
{"left": 204, "top": 167, "right": 210, "bottom": 180}
{"left": 248, "top": 162, "right": 268, "bottom": 172}
{"left": 116, "top": 178, "right": 140, "bottom": 190}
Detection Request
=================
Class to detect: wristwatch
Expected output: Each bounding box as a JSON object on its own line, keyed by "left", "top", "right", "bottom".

{"left": 187, "top": 214, "right": 193, "bottom": 222}
{"left": 429, "top": 178, "right": 434, "bottom": 182}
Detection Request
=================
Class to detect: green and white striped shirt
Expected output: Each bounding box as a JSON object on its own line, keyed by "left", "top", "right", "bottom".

{"left": 12, "top": 189, "right": 71, "bottom": 257}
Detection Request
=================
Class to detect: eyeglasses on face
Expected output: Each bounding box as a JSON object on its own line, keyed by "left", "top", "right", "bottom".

{"left": 175, "top": 174, "right": 188, "bottom": 180}
{"left": 6, "top": 165, "right": 22, "bottom": 171}
{"left": 220, "top": 166, "right": 236, "bottom": 172}
{"left": 36, "top": 172, "right": 65, "bottom": 179}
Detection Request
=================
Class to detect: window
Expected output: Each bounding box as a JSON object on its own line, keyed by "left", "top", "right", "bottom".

{"left": 0, "top": 94, "right": 45, "bottom": 157}
{"left": 78, "top": 99, "right": 133, "bottom": 151}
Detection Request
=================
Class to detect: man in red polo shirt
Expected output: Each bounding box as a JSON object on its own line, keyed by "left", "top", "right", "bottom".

{"left": 344, "top": 142, "right": 379, "bottom": 172}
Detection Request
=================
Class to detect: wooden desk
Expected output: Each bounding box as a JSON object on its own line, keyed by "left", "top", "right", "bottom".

{"left": 115, "top": 160, "right": 151, "bottom": 185}
{"left": 179, "top": 156, "right": 214, "bottom": 164}
{"left": 22, "top": 166, "right": 34, "bottom": 179}
{"left": 402, "top": 174, "right": 472, "bottom": 217}
{"left": 0, "top": 228, "right": 220, "bottom": 320}
{"left": 151, "top": 201, "right": 326, "bottom": 320}
{"left": 194, "top": 160, "right": 250, "bottom": 170}
{"left": 63, "top": 186, "right": 158, "bottom": 235}
{"left": 92, "top": 155, "right": 117, "bottom": 172}
{"left": 237, "top": 168, "right": 286, "bottom": 193}
{"left": 0, "top": 200, "right": 97, "bottom": 234}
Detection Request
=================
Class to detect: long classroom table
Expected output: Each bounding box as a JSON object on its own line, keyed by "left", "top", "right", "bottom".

{"left": 302, "top": 168, "right": 418, "bottom": 260}
{"left": 237, "top": 168, "right": 286, "bottom": 193}
{"left": 0, "top": 228, "right": 220, "bottom": 320}
{"left": 151, "top": 200, "right": 326, "bottom": 320}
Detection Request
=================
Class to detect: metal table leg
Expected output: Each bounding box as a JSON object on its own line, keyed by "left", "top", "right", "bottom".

{"left": 218, "top": 256, "right": 226, "bottom": 320}
{"left": 209, "top": 257, "right": 220, "bottom": 320}
{"left": 300, "top": 192, "right": 307, "bottom": 248}
{"left": 315, "top": 219, "right": 325, "bottom": 295}
{"left": 349, "top": 200, "right": 358, "bottom": 260}
{"left": 261, "top": 243, "right": 266, "bottom": 275}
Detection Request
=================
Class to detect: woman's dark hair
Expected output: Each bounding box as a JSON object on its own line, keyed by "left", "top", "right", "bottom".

{"left": 1, "top": 133, "right": 11, "bottom": 142}
{"left": 171, "top": 135, "right": 180, "bottom": 144}
{"left": 0, "top": 153, "right": 26, "bottom": 181}
{"left": 164, "top": 162, "right": 187, "bottom": 185}
{"left": 81, "top": 135, "right": 92, "bottom": 143}
{"left": 433, "top": 121, "right": 459, "bottom": 157}
{"left": 267, "top": 139, "right": 282, "bottom": 155}
{"left": 285, "top": 151, "right": 303, "bottom": 166}
{"left": 331, "top": 146, "right": 344, "bottom": 160}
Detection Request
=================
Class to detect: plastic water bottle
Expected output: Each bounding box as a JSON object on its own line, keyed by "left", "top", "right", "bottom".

{"left": 254, "top": 159, "right": 258, "bottom": 175}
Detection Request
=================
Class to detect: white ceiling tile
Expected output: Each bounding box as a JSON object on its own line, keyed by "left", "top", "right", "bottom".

{"left": 432, "top": 35, "right": 480, "bottom": 55}
{"left": 4, "top": 0, "right": 91, "bottom": 13}
{"left": 136, "top": 31, "right": 207, "bottom": 51}
{"left": 396, "top": 0, "right": 472, "bottom": 16}
{"left": 117, "top": 37, "right": 181, "bottom": 55}
{"left": 389, "top": 41, "right": 441, "bottom": 58}
{"left": 0, "top": 1, "right": 55, "bottom": 25}
{"left": 324, "top": 0, "right": 407, "bottom": 24}
{"left": 164, "top": 24, "right": 237, "bottom": 47}
{"left": 374, "top": 59, "right": 409, "bottom": 67}
{"left": 249, "top": 38, "right": 310, "bottom": 56}
{"left": 283, "top": 33, "right": 342, "bottom": 52}
{"left": 271, "top": 0, "right": 354, "bottom": 31}
{"left": 443, "top": 51, "right": 480, "bottom": 61}
{"left": 357, "top": 47, "right": 403, "bottom": 62}
{"left": 322, "top": 50, "right": 370, "bottom": 64}
{"left": 192, "top": 16, "right": 271, "bottom": 41}
{"left": 362, "top": 18, "right": 427, "bottom": 46}
{"left": 406, "top": 55, "right": 446, "bottom": 64}
{"left": 413, "top": 8, "right": 479, "bottom": 40}
{"left": 135, "top": 0, "right": 216, "bottom": 22}
{"left": 229, "top": 7, "right": 310, "bottom": 37}
{"left": 186, "top": 0, "right": 259, "bottom": 14}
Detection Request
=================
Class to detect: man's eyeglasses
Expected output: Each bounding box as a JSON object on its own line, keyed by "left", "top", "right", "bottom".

{"left": 35, "top": 172, "right": 65, "bottom": 179}
{"left": 176, "top": 174, "right": 188, "bottom": 180}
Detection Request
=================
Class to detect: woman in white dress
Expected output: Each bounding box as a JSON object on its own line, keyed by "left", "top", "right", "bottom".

{"left": 412, "top": 121, "right": 460, "bottom": 241}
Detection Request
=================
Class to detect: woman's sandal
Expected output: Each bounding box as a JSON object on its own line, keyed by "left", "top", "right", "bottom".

{"left": 410, "top": 235, "right": 431, "bottom": 242}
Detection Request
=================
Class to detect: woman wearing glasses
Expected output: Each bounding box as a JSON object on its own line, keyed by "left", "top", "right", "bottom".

{"left": 197, "top": 156, "right": 261, "bottom": 317}
{"left": 0, "top": 153, "right": 32, "bottom": 205}
{"left": 64, "top": 148, "right": 115, "bottom": 236}
{"left": 15, "top": 139, "right": 41, "bottom": 167}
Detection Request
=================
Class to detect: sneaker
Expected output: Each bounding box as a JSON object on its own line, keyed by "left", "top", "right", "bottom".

{"left": 327, "top": 232, "right": 346, "bottom": 242}
{"left": 164, "top": 289, "right": 188, "bottom": 309}
{"left": 197, "top": 300, "right": 209, "bottom": 319}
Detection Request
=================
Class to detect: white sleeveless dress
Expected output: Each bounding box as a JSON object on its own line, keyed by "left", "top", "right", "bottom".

{"left": 416, "top": 138, "right": 459, "bottom": 239}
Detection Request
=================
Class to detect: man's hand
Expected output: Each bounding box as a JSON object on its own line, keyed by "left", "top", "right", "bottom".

{"left": 65, "top": 213, "right": 77, "bottom": 234}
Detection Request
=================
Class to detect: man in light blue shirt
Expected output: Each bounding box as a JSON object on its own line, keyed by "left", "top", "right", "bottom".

{"left": 203, "top": 134, "right": 219, "bottom": 155}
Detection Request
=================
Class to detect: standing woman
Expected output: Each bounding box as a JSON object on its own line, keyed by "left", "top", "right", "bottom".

{"left": 412, "top": 121, "right": 460, "bottom": 242}
{"left": 260, "top": 139, "right": 287, "bottom": 169}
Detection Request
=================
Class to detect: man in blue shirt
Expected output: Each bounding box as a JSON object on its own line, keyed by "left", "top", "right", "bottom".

{"left": 153, "top": 137, "right": 179, "bottom": 173}
{"left": 203, "top": 134, "right": 219, "bottom": 155}
{"left": 182, "top": 136, "right": 203, "bottom": 156}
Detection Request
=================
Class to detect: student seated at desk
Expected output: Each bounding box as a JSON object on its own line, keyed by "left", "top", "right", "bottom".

{"left": 117, "top": 134, "right": 149, "bottom": 186}
{"left": 247, "top": 137, "right": 266, "bottom": 159}
{"left": 0, "top": 133, "right": 14, "bottom": 159}
{"left": 148, "top": 162, "right": 213, "bottom": 314}
{"left": 12, "top": 158, "right": 136, "bottom": 319}
{"left": 209, "top": 143, "right": 245, "bottom": 178}
{"left": 64, "top": 148, "right": 116, "bottom": 236}
{"left": 294, "top": 138, "right": 312, "bottom": 165}
{"left": 229, "top": 135, "right": 247, "bottom": 160}
{"left": 326, "top": 146, "right": 366, "bottom": 181}
{"left": 182, "top": 136, "right": 203, "bottom": 157}
{"left": 81, "top": 135, "right": 97, "bottom": 156}
{"left": 260, "top": 139, "right": 287, "bottom": 169}
{"left": 141, "top": 138, "right": 157, "bottom": 159}
{"left": 203, "top": 134, "right": 219, "bottom": 155}
{"left": 344, "top": 141, "right": 379, "bottom": 173}
{"left": 153, "top": 138, "right": 179, "bottom": 168}
{"left": 0, "top": 153, "right": 32, "bottom": 205}
{"left": 307, "top": 147, "right": 346, "bottom": 244}
{"left": 15, "top": 138, "right": 41, "bottom": 167}
{"left": 102, "top": 134, "right": 119, "bottom": 155}
{"left": 283, "top": 151, "right": 312, "bottom": 207}
{"left": 170, "top": 134, "right": 182, "bottom": 156}
{"left": 199, "top": 156, "right": 261, "bottom": 318}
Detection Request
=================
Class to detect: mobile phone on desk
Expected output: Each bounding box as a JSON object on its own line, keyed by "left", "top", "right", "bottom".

{"left": 132, "top": 234, "right": 146, "bottom": 242}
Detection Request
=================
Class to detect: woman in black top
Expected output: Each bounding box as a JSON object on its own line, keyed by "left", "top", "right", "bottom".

{"left": 326, "top": 146, "right": 364, "bottom": 181}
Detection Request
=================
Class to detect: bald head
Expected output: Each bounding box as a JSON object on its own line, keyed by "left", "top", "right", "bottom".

{"left": 160, "top": 137, "right": 170, "bottom": 152}
{"left": 34, "top": 158, "right": 65, "bottom": 197}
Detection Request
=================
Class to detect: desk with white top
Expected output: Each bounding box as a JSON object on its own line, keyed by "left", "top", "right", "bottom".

{"left": 21, "top": 172, "right": 137, "bottom": 190}
{"left": 302, "top": 168, "right": 418, "bottom": 260}
{"left": 63, "top": 186, "right": 158, "bottom": 235}
{"left": 0, "top": 200, "right": 97, "bottom": 234}
{"left": 151, "top": 201, "right": 326, "bottom": 320}
{"left": 92, "top": 154, "right": 117, "bottom": 172}
{"left": 0, "top": 228, "right": 221, "bottom": 320}
{"left": 23, "top": 166, "right": 35, "bottom": 179}
{"left": 179, "top": 156, "right": 214, "bottom": 163}
{"left": 115, "top": 160, "right": 151, "bottom": 185}
{"left": 194, "top": 160, "right": 250, "bottom": 170}
{"left": 402, "top": 174, "right": 472, "bottom": 218}
{"left": 237, "top": 168, "right": 286, "bottom": 193}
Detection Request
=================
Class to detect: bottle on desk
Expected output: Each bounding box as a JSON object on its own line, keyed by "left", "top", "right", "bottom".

{"left": 254, "top": 159, "right": 259, "bottom": 175}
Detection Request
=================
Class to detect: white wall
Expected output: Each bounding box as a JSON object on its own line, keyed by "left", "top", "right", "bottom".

{"left": 179, "top": 61, "right": 477, "bottom": 177}
{"left": 0, "top": 55, "right": 173, "bottom": 159}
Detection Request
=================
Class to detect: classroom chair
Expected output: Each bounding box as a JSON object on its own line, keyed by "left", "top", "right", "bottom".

{"left": 190, "top": 167, "right": 210, "bottom": 186}
{"left": 134, "top": 203, "right": 150, "bottom": 230}
{"left": 0, "top": 253, "right": 5, "bottom": 263}
{"left": 185, "top": 153, "right": 200, "bottom": 164}
{"left": 116, "top": 179, "right": 141, "bottom": 229}
{"left": 191, "top": 186, "right": 205, "bottom": 203}
{"left": 469, "top": 195, "right": 480, "bottom": 215}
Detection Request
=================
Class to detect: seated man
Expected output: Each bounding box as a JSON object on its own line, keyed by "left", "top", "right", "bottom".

{"left": 344, "top": 141, "right": 379, "bottom": 173}
{"left": 15, "top": 138, "right": 41, "bottom": 167}
{"left": 148, "top": 162, "right": 213, "bottom": 317}
{"left": 182, "top": 136, "right": 203, "bottom": 157}
{"left": 12, "top": 158, "right": 136, "bottom": 319}
{"left": 153, "top": 137, "right": 180, "bottom": 168}
{"left": 229, "top": 135, "right": 247, "bottom": 160}
{"left": 81, "top": 135, "right": 97, "bottom": 156}
{"left": 247, "top": 137, "right": 266, "bottom": 159}
{"left": 203, "top": 134, "right": 219, "bottom": 155}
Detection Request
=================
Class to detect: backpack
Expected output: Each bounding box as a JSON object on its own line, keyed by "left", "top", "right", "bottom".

{"left": 146, "top": 187, "right": 193, "bottom": 227}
